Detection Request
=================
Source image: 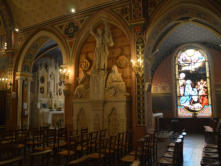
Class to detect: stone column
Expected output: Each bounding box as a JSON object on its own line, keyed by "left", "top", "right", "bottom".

{"left": 16, "top": 72, "right": 32, "bottom": 129}
{"left": 26, "top": 77, "right": 32, "bottom": 128}
{"left": 144, "top": 59, "right": 154, "bottom": 130}
{"left": 16, "top": 77, "right": 23, "bottom": 129}
{"left": 63, "top": 83, "right": 73, "bottom": 130}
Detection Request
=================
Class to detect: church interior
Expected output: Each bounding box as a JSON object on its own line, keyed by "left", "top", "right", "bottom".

{"left": 1, "top": 0, "right": 221, "bottom": 165}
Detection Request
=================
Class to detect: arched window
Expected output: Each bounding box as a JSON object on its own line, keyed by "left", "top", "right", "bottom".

{"left": 176, "top": 48, "right": 212, "bottom": 117}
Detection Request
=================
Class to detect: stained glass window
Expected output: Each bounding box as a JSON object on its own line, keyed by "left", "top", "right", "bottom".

{"left": 176, "top": 48, "right": 212, "bottom": 117}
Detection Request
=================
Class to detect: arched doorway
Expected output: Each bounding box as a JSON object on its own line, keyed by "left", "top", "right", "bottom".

{"left": 15, "top": 30, "right": 68, "bottom": 129}
{"left": 144, "top": 2, "right": 221, "bottom": 125}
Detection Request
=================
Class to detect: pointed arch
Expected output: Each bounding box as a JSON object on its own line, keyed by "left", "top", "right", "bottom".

{"left": 145, "top": 1, "right": 221, "bottom": 65}
{"left": 72, "top": 9, "right": 131, "bottom": 80}
{"left": 15, "top": 29, "right": 69, "bottom": 74}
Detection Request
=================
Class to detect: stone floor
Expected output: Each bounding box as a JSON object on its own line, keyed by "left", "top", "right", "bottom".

{"left": 183, "top": 133, "right": 205, "bottom": 166}
{"left": 157, "top": 132, "right": 207, "bottom": 166}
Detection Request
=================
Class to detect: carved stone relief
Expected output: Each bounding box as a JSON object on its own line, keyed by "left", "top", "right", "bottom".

{"left": 108, "top": 108, "right": 119, "bottom": 136}
{"left": 77, "top": 109, "right": 88, "bottom": 131}
{"left": 116, "top": 55, "right": 129, "bottom": 69}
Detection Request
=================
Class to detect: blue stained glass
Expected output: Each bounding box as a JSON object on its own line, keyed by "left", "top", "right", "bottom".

{"left": 176, "top": 48, "right": 212, "bottom": 117}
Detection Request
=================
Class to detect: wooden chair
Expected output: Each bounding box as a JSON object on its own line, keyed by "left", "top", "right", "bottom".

{"left": 80, "top": 128, "right": 88, "bottom": 135}
{"left": 120, "top": 139, "right": 144, "bottom": 166}
{"left": 57, "top": 135, "right": 78, "bottom": 165}
{"left": 88, "top": 131, "right": 99, "bottom": 153}
{"left": 14, "top": 129, "right": 27, "bottom": 156}
{"left": 157, "top": 139, "right": 182, "bottom": 166}
{"left": 115, "top": 132, "right": 125, "bottom": 159}
{"left": 0, "top": 156, "right": 23, "bottom": 166}
{"left": 87, "top": 137, "right": 108, "bottom": 166}
{"left": 29, "top": 128, "right": 52, "bottom": 166}
{"left": 76, "top": 133, "right": 89, "bottom": 156}
{"left": 201, "top": 131, "right": 221, "bottom": 165}
{"left": 68, "top": 155, "right": 89, "bottom": 166}
{"left": 101, "top": 135, "right": 117, "bottom": 165}
{"left": 55, "top": 128, "right": 68, "bottom": 153}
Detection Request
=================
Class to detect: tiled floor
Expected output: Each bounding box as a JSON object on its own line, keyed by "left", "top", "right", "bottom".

{"left": 183, "top": 133, "right": 205, "bottom": 166}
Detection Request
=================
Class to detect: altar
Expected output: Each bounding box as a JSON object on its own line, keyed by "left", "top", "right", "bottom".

{"left": 40, "top": 109, "right": 64, "bottom": 128}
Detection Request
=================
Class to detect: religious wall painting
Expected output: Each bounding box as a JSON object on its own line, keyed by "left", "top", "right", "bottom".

{"left": 176, "top": 48, "right": 212, "bottom": 117}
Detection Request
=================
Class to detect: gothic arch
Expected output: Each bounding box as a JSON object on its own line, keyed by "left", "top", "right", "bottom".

{"left": 145, "top": 2, "right": 221, "bottom": 65}
{"left": 73, "top": 9, "right": 131, "bottom": 80}
{"left": 143, "top": 1, "right": 221, "bottom": 126}
{"left": 15, "top": 29, "right": 69, "bottom": 74}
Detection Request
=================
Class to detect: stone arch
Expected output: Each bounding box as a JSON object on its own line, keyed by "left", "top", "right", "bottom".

{"left": 144, "top": 1, "right": 221, "bottom": 128}
{"left": 15, "top": 29, "right": 69, "bottom": 74}
{"left": 77, "top": 108, "right": 88, "bottom": 131}
{"left": 73, "top": 10, "right": 131, "bottom": 82}
{"left": 107, "top": 108, "right": 119, "bottom": 136}
{"left": 145, "top": 2, "right": 221, "bottom": 65}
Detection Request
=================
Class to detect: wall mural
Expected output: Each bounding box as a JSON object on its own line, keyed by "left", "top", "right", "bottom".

{"left": 176, "top": 48, "right": 212, "bottom": 117}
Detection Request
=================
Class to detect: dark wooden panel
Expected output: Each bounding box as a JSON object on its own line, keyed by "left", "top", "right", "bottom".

{"left": 158, "top": 118, "right": 216, "bottom": 132}
{"left": 152, "top": 93, "right": 173, "bottom": 118}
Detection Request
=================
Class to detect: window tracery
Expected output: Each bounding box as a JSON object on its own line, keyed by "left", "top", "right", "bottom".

{"left": 176, "top": 48, "right": 212, "bottom": 117}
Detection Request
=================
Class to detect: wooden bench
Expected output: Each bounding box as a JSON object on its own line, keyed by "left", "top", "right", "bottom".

{"left": 0, "top": 156, "right": 23, "bottom": 166}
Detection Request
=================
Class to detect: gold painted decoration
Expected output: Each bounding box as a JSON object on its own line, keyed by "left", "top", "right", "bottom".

{"left": 116, "top": 55, "right": 129, "bottom": 69}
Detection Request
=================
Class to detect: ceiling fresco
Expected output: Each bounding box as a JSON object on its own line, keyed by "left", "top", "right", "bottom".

{"left": 7, "top": 0, "right": 114, "bottom": 29}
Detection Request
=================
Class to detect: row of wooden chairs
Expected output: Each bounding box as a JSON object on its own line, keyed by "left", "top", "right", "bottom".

{"left": 201, "top": 130, "right": 221, "bottom": 165}
{"left": 67, "top": 130, "right": 132, "bottom": 166}
{"left": 157, "top": 131, "right": 186, "bottom": 166}
{"left": 120, "top": 130, "right": 158, "bottom": 166}
{"left": 0, "top": 127, "right": 132, "bottom": 166}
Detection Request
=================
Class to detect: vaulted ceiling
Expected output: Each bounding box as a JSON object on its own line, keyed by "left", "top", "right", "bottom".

{"left": 7, "top": 0, "right": 114, "bottom": 29}
{"left": 151, "top": 22, "right": 221, "bottom": 75}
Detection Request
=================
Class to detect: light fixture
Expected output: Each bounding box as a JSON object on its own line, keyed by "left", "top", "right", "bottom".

{"left": 0, "top": 77, "right": 11, "bottom": 90}
{"left": 14, "top": 28, "right": 19, "bottom": 32}
{"left": 71, "top": 8, "right": 76, "bottom": 13}
{"left": 59, "top": 65, "right": 71, "bottom": 83}
{"left": 131, "top": 57, "right": 144, "bottom": 77}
